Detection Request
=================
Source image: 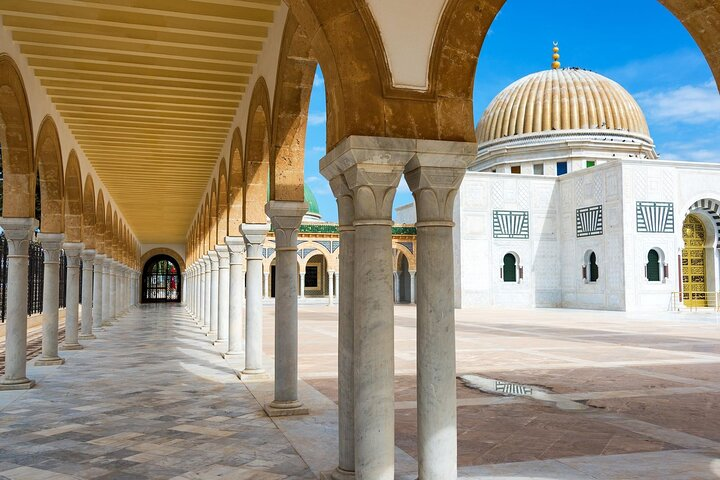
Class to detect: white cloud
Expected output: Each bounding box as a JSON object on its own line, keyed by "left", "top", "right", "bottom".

{"left": 308, "top": 112, "right": 326, "bottom": 126}
{"left": 636, "top": 81, "right": 720, "bottom": 125}
{"left": 604, "top": 49, "right": 707, "bottom": 85}
{"left": 313, "top": 75, "right": 324, "bottom": 88}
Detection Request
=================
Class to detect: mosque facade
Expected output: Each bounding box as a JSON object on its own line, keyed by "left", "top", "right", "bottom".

{"left": 398, "top": 50, "right": 720, "bottom": 312}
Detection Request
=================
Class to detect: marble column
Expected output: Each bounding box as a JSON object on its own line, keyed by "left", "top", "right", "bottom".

{"left": 0, "top": 218, "right": 37, "bottom": 390}
{"left": 35, "top": 233, "right": 65, "bottom": 366}
{"left": 203, "top": 255, "right": 212, "bottom": 330}
{"left": 321, "top": 136, "right": 411, "bottom": 480}
{"left": 240, "top": 223, "right": 269, "bottom": 378}
{"left": 327, "top": 270, "right": 335, "bottom": 306}
{"left": 224, "top": 237, "right": 245, "bottom": 358}
{"left": 216, "top": 245, "right": 230, "bottom": 345}
{"left": 409, "top": 271, "right": 416, "bottom": 304}
{"left": 198, "top": 259, "right": 206, "bottom": 326}
{"left": 102, "top": 258, "right": 114, "bottom": 326}
{"left": 79, "top": 249, "right": 96, "bottom": 340}
{"left": 405, "top": 140, "right": 474, "bottom": 479}
{"left": 320, "top": 176, "right": 356, "bottom": 480}
{"left": 334, "top": 272, "right": 339, "bottom": 304}
{"left": 263, "top": 270, "right": 270, "bottom": 300}
{"left": 264, "top": 201, "right": 308, "bottom": 416}
{"left": 393, "top": 272, "right": 400, "bottom": 303}
{"left": 115, "top": 264, "right": 123, "bottom": 317}
{"left": 299, "top": 272, "right": 305, "bottom": 299}
{"left": 208, "top": 251, "right": 219, "bottom": 337}
{"left": 181, "top": 272, "right": 187, "bottom": 305}
{"left": 92, "top": 254, "right": 105, "bottom": 330}
{"left": 62, "top": 243, "right": 84, "bottom": 350}
{"left": 187, "top": 266, "right": 194, "bottom": 314}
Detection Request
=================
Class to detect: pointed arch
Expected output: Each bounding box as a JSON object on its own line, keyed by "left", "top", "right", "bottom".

{"left": 0, "top": 54, "right": 35, "bottom": 218}
{"left": 36, "top": 115, "right": 65, "bottom": 233}
{"left": 64, "top": 150, "right": 83, "bottom": 243}
{"left": 217, "top": 158, "right": 229, "bottom": 244}
{"left": 228, "top": 128, "right": 244, "bottom": 235}
{"left": 244, "top": 77, "right": 272, "bottom": 224}
{"left": 209, "top": 180, "right": 218, "bottom": 249}
{"left": 95, "top": 190, "right": 105, "bottom": 254}
{"left": 82, "top": 175, "right": 96, "bottom": 249}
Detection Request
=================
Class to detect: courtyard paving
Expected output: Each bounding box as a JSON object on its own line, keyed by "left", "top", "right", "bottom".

{"left": 1, "top": 303, "right": 720, "bottom": 479}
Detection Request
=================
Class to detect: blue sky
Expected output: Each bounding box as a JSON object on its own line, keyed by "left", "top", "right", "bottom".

{"left": 303, "top": 0, "right": 720, "bottom": 222}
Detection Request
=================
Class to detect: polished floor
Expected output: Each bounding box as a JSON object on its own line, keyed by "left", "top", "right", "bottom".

{"left": 1, "top": 304, "right": 720, "bottom": 479}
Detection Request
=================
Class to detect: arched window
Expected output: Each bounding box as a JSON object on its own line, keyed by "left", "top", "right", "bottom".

{"left": 647, "top": 249, "right": 661, "bottom": 282}
{"left": 589, "top": 252, "right": 599, "bottom": 282}
{"left": 502, "top": 253, "right": 517, "bottom": 283}
{"left": 142, "top": 255, "right": 181, "bottom": 303}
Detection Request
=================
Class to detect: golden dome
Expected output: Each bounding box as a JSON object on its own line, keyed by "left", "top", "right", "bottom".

{"left": 476, "top": 68, "right": 650, "bottom": 144}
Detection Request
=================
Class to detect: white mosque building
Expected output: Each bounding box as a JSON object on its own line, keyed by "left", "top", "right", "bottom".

{"left": 397, "top": 47, "right": 720, "bottom": 312}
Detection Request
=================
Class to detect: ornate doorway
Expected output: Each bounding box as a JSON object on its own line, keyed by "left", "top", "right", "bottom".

{"left": 682, "top": 215, "right": 707, "bottom": 307}
{"left": 142, "top": 255, "right": 181, "bottom": 303}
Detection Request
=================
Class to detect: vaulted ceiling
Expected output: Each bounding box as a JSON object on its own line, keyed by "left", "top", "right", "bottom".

{"left": 1, "top": 0, "right": 282, "bottom": 243}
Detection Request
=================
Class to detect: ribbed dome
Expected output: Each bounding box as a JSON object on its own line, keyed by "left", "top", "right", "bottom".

{"left": 476, "top": 68, "right": 650, "bottom": 143}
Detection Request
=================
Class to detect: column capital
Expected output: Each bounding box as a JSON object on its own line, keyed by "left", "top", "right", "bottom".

{"left": 225, "top": 235, "right": 246, "bottom": 253}
{"left": 329, "top": 175, "right": 355, "bottom": 230}
{"left": 63, "top": 242, "right": 84, "bottom": 268}
{"left": 202, "top": 254, "right": 211, "bottom": 267}
{"left": 0, "top": 217, "right": 37, "bottom": 255}
{"left": 37, "top": 232, "right": 65, "bottom": 263}
{"left": 94, "top": 253, "right": 106, "bottom": 266}
{"left": 81, "top": 249, "right": 96, "bottom": 262}
{"left": 240, "top": 223, "right": 270, "bottom": 246}
{"left": 266, "top": 201, "right": 307, "bottom": 249}
{"left": 404, "top": 140, "right": 475, "bottom": 226}
{"left": 207, "top": 250, "right": 219, "bottom": 264}
{"left": 215, "top": 245, "right": 230, "bottom": 269}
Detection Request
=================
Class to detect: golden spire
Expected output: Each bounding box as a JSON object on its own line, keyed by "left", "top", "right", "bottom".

{"left": 552, "top": 41, "right": 561, "bottom": 69}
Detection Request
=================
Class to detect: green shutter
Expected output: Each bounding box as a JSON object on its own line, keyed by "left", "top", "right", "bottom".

{"left": 503, "top": 253, "right": 517, "bottom": 282}
{"left": 590, "top": 252, "right": 599, "bottom": 282}
{"left": 647, "top": 249, "right": 660, "bottom": 281}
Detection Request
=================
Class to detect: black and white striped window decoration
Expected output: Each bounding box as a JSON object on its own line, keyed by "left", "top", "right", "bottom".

{"left": 493, "top": 210, "right": 529, "bottom": 239}
{"left": 636, "top": 201, "right": 674, "bottom": 233}
{"left": 576, "top": 205, "right": 603, "bottom": 237}
{"left": 689, "top": 199, "right": 720, "bottom": 247}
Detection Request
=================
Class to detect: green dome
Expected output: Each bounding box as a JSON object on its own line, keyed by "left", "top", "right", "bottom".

{"left": 304, "top": 184, "right": 321, "bottom": 217}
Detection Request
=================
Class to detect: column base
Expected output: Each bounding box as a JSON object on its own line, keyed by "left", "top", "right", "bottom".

{"left": 236, "top": 369, "right": 269, "bottom": 381}
{"left": 221, "top": 351, "right": 243, "bottom": 360}
{"left": 79, "top": 334, "right": 97, "bottom": 340}
{"left": 213, "top": 339, "right": 228, "bottom": 347}
{"left": 319, "top": 467, "right": 355, "bottom": 480}
{"left": 0, "top": 378, "right": 36, "bottom": 390}
{"left": 101, "top": 321, "right": 114, "bottom": 327}
{"left": 35, "top": 357, "right": 65, "bottom": 366}
{"left": 263, "top": 400, "right": 309, "bottom": 417}
{"left": 61, "top": 343, "right": 84, "bottom": 351}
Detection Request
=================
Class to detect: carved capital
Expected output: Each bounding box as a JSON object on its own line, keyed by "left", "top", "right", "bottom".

{"left": 215, "top": 245, "right": 230, "bottom": 269}
{"left": 0, "top": 217, "right": 37, "bottom": 256}
{"left": 207, "top": 250, "right": 219, "bottom": 270}
{"left": 225, "top": 236, "right": 246, "bottom": 265}
{"left": 63, "top": 242, "right": 84, "bottom": 268}
{"left": 241, "top": 223, "right": 270, "bottom": 260}
{"left": 38, "top": 232, "right": 65, "bottom": 263}
{"left": 266, "top": 201, "right": 306, "bottom": 249}
{"left": 81, "top": 249, "right": 96, "bottom": 267}
{"left": 329, "top": 175, "right": 355, "bottom": 229}
{"left": 93, "top": 253, "right": 106, "bottom": 269}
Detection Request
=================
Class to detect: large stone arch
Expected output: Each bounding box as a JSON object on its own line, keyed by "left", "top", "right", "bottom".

{"left": 140, "top": 247, "right": 186, "bottom": 272}
{"left": 202, "top": 195, "right": 210, "bottom": 253}
{"left": 270, "top": 14, "right": 316, "bottom": 202}
{"left": 95, "top": 190, "right": 105, "bottom": 254}
{"left": 243, "top": 77, "right": 272, "bottom": 224}
{"left": 63, "top": 150, "right": 83, "bottom": 243}
{"left": 105, "top": 203, "right": 114, "bottom": 258}
{"left": 111, "top": 210, "right": 118, "bottom": 260}
{"left": 0, "top": 54, "right": 35, "bottom": 218}
{"left": 209, "top": 180, "right": 218, "bottom": 248}
{"left": 35, "top": 115, "right": 65, "bottom": 233}
{"left": 82, "top": 175, "right": 96, "bottom": 249}
{"left": 217, "top": 158, "right": 229, "bottom": 244}
{"left": 297, "top": 240, "right": 336, "bottom": 270}
{"left": 228, "top": 128, "right": 244, "bottom": 235}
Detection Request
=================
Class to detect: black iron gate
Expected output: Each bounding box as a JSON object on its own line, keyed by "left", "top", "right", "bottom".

{"left": 142, "top": 255, "right": 181, "bottom": 303}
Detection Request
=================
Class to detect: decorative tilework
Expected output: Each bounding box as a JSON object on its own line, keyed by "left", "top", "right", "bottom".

{"left": 636, "top": 201, "right": 674, "bottom": 233}
{"left": 493, "top": 210, "right": 529, "bottom": 239}
{"left": 576, "top": 205, "right": 603, "bottom": 237}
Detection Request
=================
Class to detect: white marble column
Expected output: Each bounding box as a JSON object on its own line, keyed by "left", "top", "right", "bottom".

{"left": 327, "top": 270, "right": 334, "bottom": 306}
{"left": 409, "top": 271, "right": 416, "bottom": 304}
{"left": 102, "top": 257, "right": 114, "bottom": 326}
{"left": 320, "top": 176, "right": 356, "bottom": 480}
{"left": 334, "top": 272, "right": 339, "bottom": 304}
{"left": 181, "top": 272, "right": 187, "bottom": 305}
{"left": 0, "top": 218, "right": 37, "bottom": 390}
{"left": 216, "top": 245, "right": 230, "bottom": 345}
{"left": 299, "top": 272, "right": 305, "bottom": 299}
{"left": 224, "top": 237, "right": 245, "bottom": 358}
{"left": 79, "top": 249, "right": 96, "bottom": 340}
{"left": 208, "top": 251, "right": 219, "bottom": 337}
{"left": 321, "top": 136, "right": 411, "bottom": 480}
{"left": 263, "top": 270, "right": 270, "bottom": 300}
{"left": 240, "top": 223, "right": 269, "bottom": 378}
{"left": 93, "top": 254, "right": 105, "bottom": 330}
{"left": 203, "top": 255, "right": 212, "bottom": 330}
{"left": 405, "top": 140, "right": 474, "bottom": 479}
{"left": 62, "top": 243, "right": 83, "bottom": 350}
{"left": 264, "top": 201, "right": 308, "bottom": 416}
{"left": 114, "top": 263, "right": 123, "bottom": 317}
{"left": 393, "top": 272, "right": 400, "bottom": 303}
{"left": 197, "top": 260, "right": 206, "bottom": 325}
{"left": 35, "top": 233, "right": 65, "bottom": 366}
{"left": 187, "top": 266, "right": 194, "bottom": 313}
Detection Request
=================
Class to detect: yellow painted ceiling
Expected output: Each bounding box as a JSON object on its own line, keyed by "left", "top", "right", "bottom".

{"left": 1, "top": 0, "right": 281, "bottom": 244}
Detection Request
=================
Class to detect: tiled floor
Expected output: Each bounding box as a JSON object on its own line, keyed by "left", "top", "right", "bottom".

{"left": 1, "top": 304, "right": 720, "bottom": 479}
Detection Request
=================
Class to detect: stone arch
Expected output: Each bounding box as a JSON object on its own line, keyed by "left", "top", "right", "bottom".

{"left": 270, "top": 14, "right": 316, "bottom": 202}
{"left": 298, "top": 240, "right": 335, "bottom": 270}
{"left": 64, "top": 150, "right": 83, "bottom": 243}
{"left": 209, "top": 180, "right": 218, "bottom": 249}
{"left": 0, "top": 54, "right": 35, "bottom": 218}
{"left": 111, "top": 210, "right": 118, "bottom": 260}
{"left": 687, "top": 198, "right": 720, "bottom": 248}
{"left": 35, "top": 115, "right": 65, "bottom": 233}
{"left": 391, "top": 240, "right": 416, "bottom": 270}
{"left": 140, "top": 248, "right": 185, "bottom": 272}
{"left": 82, "top": 175, "right": 96, "bottom": 249}
{"left": 243, "top": 77, "right": 272, "bottom": 224}
{"left": 228, "top": 128, "right": 244, "bottom": 235}
{"left": 95, "top": 190, "right": 105, "bottom": 254}
{"left": 217, "top": 158, "right": 228, "bottom": 244}
{"left": 105, "top": 203, "right": 114, "bottom": 258}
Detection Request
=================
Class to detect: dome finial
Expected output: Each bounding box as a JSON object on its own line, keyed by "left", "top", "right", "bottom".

{"left": 551, "top": 41, "right": 561, "bottom": 69}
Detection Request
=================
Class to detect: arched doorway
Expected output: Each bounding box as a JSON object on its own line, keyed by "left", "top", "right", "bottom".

{"left": 142, "top": 255, "right": 181, "bottom": 303}
{"left": 682, "top": 215, "right": 707, "bottom": 307}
